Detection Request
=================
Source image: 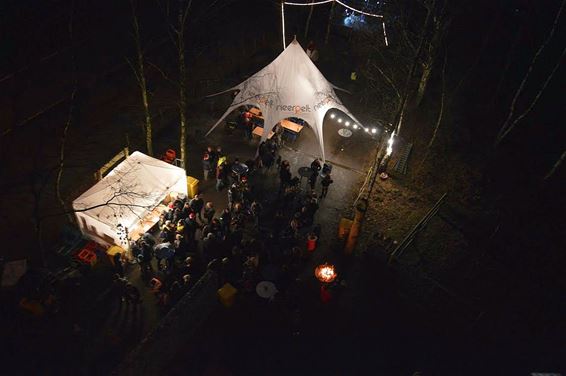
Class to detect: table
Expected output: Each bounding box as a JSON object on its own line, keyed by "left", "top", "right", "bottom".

{"left": 232, "top": 163, "right": 249, "bottom": 180}
{"left": 338, "top": 128, "right": 353, "bottom": 138}
{"left": 129, "top": 204, "right": 168, "bottom": 242}
{"left": 249, "top": 107, "right": 262, "bottom": 117}
{"left": 256, "top": 281, "right": 278, "bottom": 300}
{"left": 280, "top": 119, "right": 304, "bottom": 134}
{"left": 252, "top": 126, "right": 274, "bottom": 139}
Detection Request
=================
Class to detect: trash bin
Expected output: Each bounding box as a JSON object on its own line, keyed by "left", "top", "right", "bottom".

{"left": 338, "top": 218, "right": 353, "bottom": 240}
{"left": 218, "top": 283, "right": 237, "bottom": 307}
{"left": 187, "top": 176, "right": 199, "bottom": 197}
{"left": 306, "top": 233, "right": 318, "bottom": 252}
{"left": 106, "top": 245, "right": 126, "bottom": 266}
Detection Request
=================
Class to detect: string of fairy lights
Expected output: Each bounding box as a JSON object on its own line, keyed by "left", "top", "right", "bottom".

{"left": 281, "top": 1, "right": 395, "bottom": 154}
{"left": 328, "top": 111, "right": 379, "bottom": 135}
{"left": 281, "top": 0, "right": 388, "bottom": 49}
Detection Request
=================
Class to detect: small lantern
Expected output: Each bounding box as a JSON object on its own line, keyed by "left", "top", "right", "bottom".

{"left": 315, "top": 263, "right": 337, "bottom": 283}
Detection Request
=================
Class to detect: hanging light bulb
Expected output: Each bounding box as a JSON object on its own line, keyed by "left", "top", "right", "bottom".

{"left": 330, "top": 113, "right": 336, "bottom": 119}
{"left": 364, "top": 127, "right": 369, "bottom": 133}
{"left": 371, "top": 128, "right": 377, "bottom": 134}
{"left": 345, "top": 121, "right": 350, "bottom": 126}
{"left": 353, "top": 124, "right": 358, "bottom": 129}
{"left": 337, "top": 118, "right": 343, "bottom": 123}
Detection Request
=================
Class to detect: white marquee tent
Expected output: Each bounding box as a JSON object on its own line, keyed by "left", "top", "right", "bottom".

{"left": 72, "top": 151, "right": 187, "bottom": 247}
{"left": 206, "top": 38, "right": 361, "bottom": 161}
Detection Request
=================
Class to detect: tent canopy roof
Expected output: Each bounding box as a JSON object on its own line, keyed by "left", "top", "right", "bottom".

{"left": 72, "top": 151, "right": 186, "bottom": 229}
{"left": 206, "top": 38, "right": 361, "bottom": 160}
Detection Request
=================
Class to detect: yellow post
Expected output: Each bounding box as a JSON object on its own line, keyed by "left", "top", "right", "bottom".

{"left": 344, "top": 199, "right": 367, "bottom": 255}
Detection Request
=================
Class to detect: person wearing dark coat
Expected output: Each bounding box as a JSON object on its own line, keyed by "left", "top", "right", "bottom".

{"left": 202, "top": 153, "right": 212, "bottom": 180}
{"left": 251, "top": 201, "right": 263, "bottom": 229}
{"left": 204, "top": 202, "right": 215, "bottom": 224}
{"left": 184, "top": 213, "right": 199, "bottom": 247}
{"left": 310, "top": 158, "right": 322, "bottom": 174}
{"left": 320, "top": 174, "right": 334, "bottom": 198}
{"left": 160, "top": 221, "right": 175, "bottom": 243}
{"left": 279, "top": 162, "right": 292, "bottom": 195}
{"left": 207, "top": 146, "right": 218, "bottom": 169}
{"left": 216, "top": 163, "right": 227, "bottom": 191}
{"left": 220, "top": 208, "right": 232, "bottom": 234}
{"left": 113, "top": 253, "right": 124, "bottom": 277}
{"left": 189, "top": 194, "right": 205, "bottom": 222}
{"left": 125, "top": 283, "right": 142, "bottom": 305}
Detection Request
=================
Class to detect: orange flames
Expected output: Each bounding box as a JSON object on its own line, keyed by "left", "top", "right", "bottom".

{"left": 315, "top": 264, "right": 337, "bottom": 283}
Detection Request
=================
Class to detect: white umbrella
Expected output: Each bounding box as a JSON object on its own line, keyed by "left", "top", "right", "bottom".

{"left": 256, "top": 281, "right": 278, "bottom": 300}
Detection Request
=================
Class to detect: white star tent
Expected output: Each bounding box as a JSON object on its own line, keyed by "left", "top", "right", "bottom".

{"left": 206, "top": 38, "right": 361, "bottom": 161}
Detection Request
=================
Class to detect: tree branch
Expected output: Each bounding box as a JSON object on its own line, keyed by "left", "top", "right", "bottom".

{"left": 495, "top": 0, "right": 565, "bottom": 143}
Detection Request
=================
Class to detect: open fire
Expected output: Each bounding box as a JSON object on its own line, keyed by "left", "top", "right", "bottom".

{"left": 315, "top": 263, "right": 337, "bottom": 283}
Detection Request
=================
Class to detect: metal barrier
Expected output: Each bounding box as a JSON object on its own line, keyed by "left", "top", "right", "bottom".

{"left": 113, "top": 270, "right": 220, "bottom": 375}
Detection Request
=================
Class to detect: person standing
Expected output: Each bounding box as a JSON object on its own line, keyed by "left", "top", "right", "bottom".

{"left": 112, "top": 274, "right": 128, "bottom": 305}
{"left": 220, "top": 208, "right": 232, "bottom": 234}
{"left": 279, "top": 161, "right": 292, "bottom": 195}
{"left": 309, "top": 158, "right": 321, "bottom": 190}
{"left": 189, "top": 194, "right": 204, "bottom": 222}
{"left": 125, "top": 283, "right": 142, "bottom": 306}
{"left": 207, "top": 146, "right": 217, "bottom": 168}
{"left": 250, "top": 200, "right": 263, "bottom": 230}
{"left": 204, "top": 201, "right": 215, "bottom": 224}
{"left": 320, "top": 174, "right": 334, "bottom": 198}
{"left": 202, "top": 153, "right": 211, "bottom": 180}
{"left": 216, "top": 162, "right": 227, "bottom": 191}
{"left": 113, "top": 252, "right": 124, "bottom": 277}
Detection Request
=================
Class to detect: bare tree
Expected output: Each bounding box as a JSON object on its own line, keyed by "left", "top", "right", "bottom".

{"left": 157, "top": 0, "right": 193, "bottom": 169}
{"left": 304, "top": 0, "right": 315, "bottom": 40}
{"left": 325, "top": 1, "right": 335, "bottom": 45}
{"left": 414, "top": 0, "right": 452, "bottom": 106}
{"left": 56, "top": 3, "right": 78, "bottom": 224}
{"left": 418, "top": 48, "right": 447, "bottom": 169}
{"left": 128, "top": 0, "right": 154, "bottom": 156}
{"left": 544, "top": 150, "right": 566, "bottom": 181}
{"left": 495, "top": 0, "right": 565, "bottom": 146}
{"left": 176, "top": 0, "right": 192, "bottom": 170}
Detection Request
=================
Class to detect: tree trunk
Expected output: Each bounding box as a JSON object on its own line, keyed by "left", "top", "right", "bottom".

{"left": 391, "top": 0, "right": 435, "bottom": 136}
{"left": 178, "top": 1, "right": 189, "bottom": 170}
{"left": 324, "top": 2, "right": 335, "bottom": 45}
{"left": 130, "top": 0, "right": 153, "bottom": 156}
{"left": 415, "top": 61, "right": 432, "bottom": 106}
{"left": 419, "top": 49, "right": 448, "bottom": 170}
{"left": 304, "top": 1, "right": 315, "bottom": 41}
{"left": 56, "top": 5, "right": 77, "bottom": 224}
{"left": 414, "top": 1, "right": 451, "bottom": 107}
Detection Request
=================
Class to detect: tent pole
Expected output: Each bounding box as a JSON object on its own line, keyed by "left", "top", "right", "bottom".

{"left": 281, "top": 2, "right": 286, "bottom": 50}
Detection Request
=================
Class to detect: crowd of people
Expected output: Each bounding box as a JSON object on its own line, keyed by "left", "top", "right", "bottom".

{"left": 111, "top": 141, "right": 335, "bottom": 312}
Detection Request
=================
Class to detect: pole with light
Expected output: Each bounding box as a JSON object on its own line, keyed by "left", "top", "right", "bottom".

{"left": 281, "top": 1, "right": 286, "bottom": 50}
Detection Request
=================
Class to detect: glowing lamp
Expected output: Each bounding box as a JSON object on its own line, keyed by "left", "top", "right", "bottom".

{"left": 371, "top": 128, "right": 377, "bottom": 134}
{"left": 330, "top": 113, "right": 336, "bottom": 119}
{"left": 345, "top": 121, "right": 350, "bottom": 126}
{"left": 353, "top": 124, "right": 358, "bottom": 129}
{"left": 386, "top": 133, "right": 395, "bottom": 156}
{"left": 315, "top": 263, "right": 337, "bottom": 283}
{"left": 337, "top": 118, "right": 343, "bottom": 123}
{"left": 364, "top": 128, "right": 369, "bottom": 133}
